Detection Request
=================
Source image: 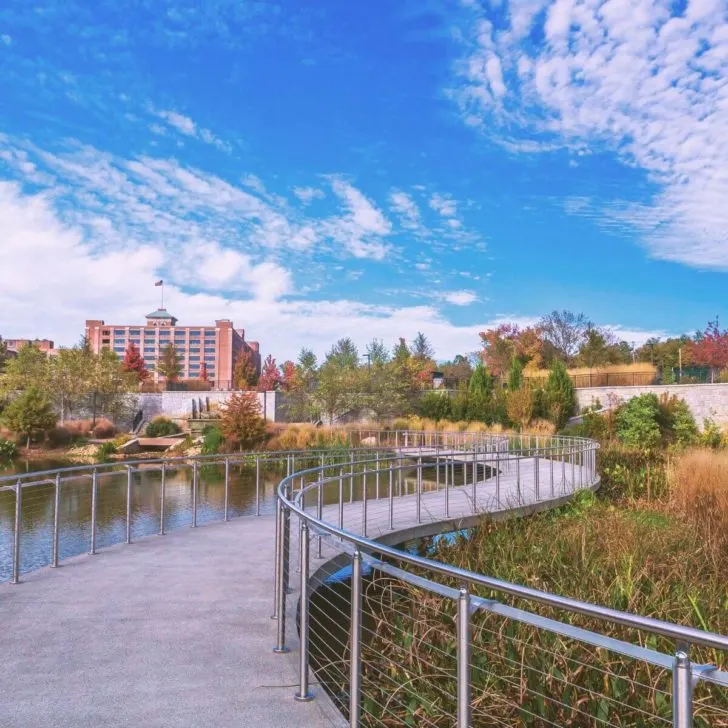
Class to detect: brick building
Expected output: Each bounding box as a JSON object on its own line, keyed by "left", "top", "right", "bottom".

{"left": 5, "top": 338, "right": 56, "bottom": 355}
{"left": 85, "top": 309, "right": 260, "bottom": 390}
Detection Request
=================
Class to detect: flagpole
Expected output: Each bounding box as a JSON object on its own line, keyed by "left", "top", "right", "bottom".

{"left": 161, "top": 282, "right": 164, "bottom": 310}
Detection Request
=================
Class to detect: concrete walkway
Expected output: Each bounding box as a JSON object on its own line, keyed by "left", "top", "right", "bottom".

{"left": 0, "top": 458, "right": 591, "bottom": 728}
{"left": 0, "top": 515, "right": 344, "bottom": 728}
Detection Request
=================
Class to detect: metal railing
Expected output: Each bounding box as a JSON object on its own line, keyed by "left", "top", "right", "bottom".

{"left": 0, "top": 429, "right": 542, "bottom": 583}
{"left": 272, "top": 433, "right": 728, "bottom": 727}
{"left": 4, "top": 429, "right": 726, "bottom": 725}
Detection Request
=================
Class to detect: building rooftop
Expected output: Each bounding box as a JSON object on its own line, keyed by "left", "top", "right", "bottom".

{"left": 145, "top": 308, "right": 176, "bottom": 320}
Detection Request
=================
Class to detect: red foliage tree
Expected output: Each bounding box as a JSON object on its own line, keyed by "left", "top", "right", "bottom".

{"left": 258, "top": 354, "right": 281, "bottom": 391}
{"left": 280, "top": 360, "right": 297, "bottom": 392}
{"left": 690, "top": 319, "right": 728, "bottom": 371}
{"left": 199, "top": 361, "right": 209, "bottom": 381}
{"left": 122, "top": 342, "right": 148, "bottom": 382}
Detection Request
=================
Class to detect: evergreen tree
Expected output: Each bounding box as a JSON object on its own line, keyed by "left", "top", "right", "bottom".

{"left": 508, "top": 357, "right": 523, "bottom": 391}
{"left": 392, "top": 338, "right": 411, "bottom": 364}
{"left": 1, "top": 387, "right": 57, "bottom": 449}
{"left": 0, "top": 336, "right": 7, "bottom": 374}
{"left": 122, "top": 342, "right": 148, "bottom": 382}
{"left": 411, "top": 332, "right": 434, "bottom": 361}
{"left": 326, "top": 338, "right": 359, "bottom": 369}
{"left": 543, "top": 359, "right": 576, "bottom": 429}
{"left": 468, "top": 361, "right": 493, "bottom": 397}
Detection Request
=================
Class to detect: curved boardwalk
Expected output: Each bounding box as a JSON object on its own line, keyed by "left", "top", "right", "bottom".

{"left": 0, "top": 460, "right": 589, "bottom": 727}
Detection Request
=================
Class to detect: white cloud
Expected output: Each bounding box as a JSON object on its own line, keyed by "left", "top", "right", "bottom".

{"left": 0, "top": 179, "right": 524, "bottom": 360}
{"left": 429, "top": 192, "right": 458, "bottom": 217}
{"left": 442, "top": 290, "right": 478, "bottom": 306}
{"left": 293, "top": 186, "right": 325, "bottom": 204}
{"left": 389, "top": 190, "right": 423, "bottom": 231}
{"left": 325, "top": 178, "right": 393, "bottom": 260}
{"left": 452, "top": 0, "right": 728, "bottom": 269}
{"left": 154, "top": 109, "right": 231, "bottom": 152}
{"left": 1, "top": 35, "right": 11, "bottom": 46}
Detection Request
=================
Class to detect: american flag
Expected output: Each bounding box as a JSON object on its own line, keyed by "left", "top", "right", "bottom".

{"left": 154, "top": 279, "right": 163, "bottom": 286}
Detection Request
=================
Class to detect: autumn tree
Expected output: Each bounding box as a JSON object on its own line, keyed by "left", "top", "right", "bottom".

{"left": 479, "top": 325, "right": 519, "bottom": 376}
{"left": 156, "top": 344, "right": 182, "bottom": 385}
{"left": 689, "top": 319, "right": 728, "bottom": 376}
{"left": 199, "top": 361, "right": 209, "bottom": 381}
{"left": 233, "top": 350, "right": 259, "bottom": 390}
{"left": 220, "top": 391, "right": 268, "bottom": 451}
{"left": 122, "top": 342, "right": 148, "bottom": 382}
{"left": 440, "top": 354, "right": 473, "bottom": 389}
{"left": 279, "top": 360, "right": 297, "bottom": 392}
{"left": 258, "top": 354, "right": 281, "bottom": 391}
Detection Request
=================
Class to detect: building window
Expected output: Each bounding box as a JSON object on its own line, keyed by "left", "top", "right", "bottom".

{"left": 129, "top": 339, "right": 140, "bottom": 345}
{"left": 204, "top": 354, "right": 216, "bottom": 361}
{"left": 189, "top": 356, "right": 200, "bottom": 362}
{"left": 189, "top": 347, "right": 200, "bottom": 354}
{"left": 102, "top": 329, "right": 110, "bottom": 335}
{"left": 114, "top": 329, "right": 125, "bottom": 335}
{"left": 129, "top": 329, "right": 141, "bottom": 335}
{"left": 114, "top": 339, "right": 126, "bottom": 346}
{"left": 205, "top": 330, "right": 216, "bottom": 337}
{"left": 204, "top": 347, "right": 216, "bottom": 353}
{"left": 144, "top": 347, "right": 156, "bottom": 353}
{"left": 159, "top": 331, "right": 170, "bottom": 338}
{"left": 114, "top": 347, "right": 125, "bottom": 354}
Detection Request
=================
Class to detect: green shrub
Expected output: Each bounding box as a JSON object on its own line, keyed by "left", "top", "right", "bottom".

{"left": 0, "top": 438, "right": 16, "bottom": 463}
{"left": 598, "top": 444, "right": 669, "bottom": 500}
{"left": 615, "top": 393, "right": 662, "bottom": 449}
{"left": 418, "top": 391, "right": 452, "bottom": 421}
{"left": 700, "top": 418, "right": 722, "bottom": 448}
{"left": 96, "top": 441, "right": 117, "bottom": 461}
{"left": 145, "top": 417, "right": 181, "bottom": 437}
{"left": 201, "top": 425, "right": 225, "bottom": 455}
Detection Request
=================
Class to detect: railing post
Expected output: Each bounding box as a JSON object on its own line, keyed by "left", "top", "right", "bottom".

{"left": 256, "top": 456, "right": 261, "bottom": 516}
{"left": 550, "top": 454, "right": 554, "bottom": 498}
{"left": 457, "top": 586, "right": 471, "bottom": 728}
{"left": 339, "top": 467, "right": 344, "bottom": 530}
{"left": 317, "top": 478, "right": 323, "bottom": 559}
{"left": 375, "top": 452, "right": 380, "bottom": 499}
{"left": 416, "top": 457, "right": 422, "bottom": 524}
{"left": 389, "top": 464, "right": 394, "bottom": 530}
{"left": 672, "top": 648, "right": 693, "bottom": 728}
{"left": 362, "top": 466, "right": 368, "bottom": 537}
{"left": 272, "top": 496, "right": 282, "bottom": 620}
{"left": 51, "top": 473, "right": 61, "bottom": 568}
{"left": 516, "top": 457, "right": 521, "bottom": 504}
{"left": 11, "top": 479, "right": 22, "bottom": 584}
{"left": 534, "top": 455, "right": 540, "bottom": 501}
{"left": 295, "top": 520, "right": 314, "bottom": 702}
{"left": 274, "top": 497, "right": 290, "bottom": 654}
{"left": 126, "top": 467, "right": 133, "bottom": 544}
{"left": 160, "top": 464, "right": 166, "bottom": 535}
{"left": 495, "top": 450, "right": 501, "bottom": 507}
{"left": 470, "top": 450, "right": 477, "bottom": 514}
{"left": 90, "top": 469, "right": 98, "bottom": 555}
{"left": 224, "top": 457, "right": 230, "bottom": 522}
{"left": 192, "top": 461, "right": 198, "bottom": 528}
{"left": 445, "top": 453, "right": 450, "bottom": 517}
{"left": 349, "top": 548, "right": 363, "bottom": 728}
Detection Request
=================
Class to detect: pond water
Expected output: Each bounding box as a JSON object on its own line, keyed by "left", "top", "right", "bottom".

{"left": 0, "top": 453, "right": 478, "bottom": 583}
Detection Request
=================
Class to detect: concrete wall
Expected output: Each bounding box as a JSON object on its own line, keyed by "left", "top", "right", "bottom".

{"left": 136, "top": 390, "right": 282, "bottom": 423}
{"left": 576, "top": 383, "right": 728, "bottom": 427}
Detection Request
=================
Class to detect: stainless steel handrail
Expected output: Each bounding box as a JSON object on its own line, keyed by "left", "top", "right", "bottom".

{"left": 273, "top": 436, "right": 727, "bottom": 727}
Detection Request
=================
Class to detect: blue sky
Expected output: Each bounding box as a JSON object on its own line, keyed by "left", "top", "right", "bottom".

{"left": 1, "top": 0, "right": 727, "bottom": 360}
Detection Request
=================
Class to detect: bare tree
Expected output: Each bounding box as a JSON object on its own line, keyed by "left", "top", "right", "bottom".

{"left": 539, "top": 310, "right": 593, "bottom": 363}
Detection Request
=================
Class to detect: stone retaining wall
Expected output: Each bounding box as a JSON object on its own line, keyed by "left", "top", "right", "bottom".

{"left": 576, "top": 383, "right": 728, "bottom": 427}
{"left": 137, "top": 390, "right": 282, "bottom": 422}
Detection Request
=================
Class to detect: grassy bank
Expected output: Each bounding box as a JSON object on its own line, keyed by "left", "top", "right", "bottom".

{"left": 350, "top": 447, "right": 728, "bottom": 727}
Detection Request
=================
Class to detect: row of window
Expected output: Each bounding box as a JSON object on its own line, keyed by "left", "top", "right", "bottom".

{"left": 107, "top": 328, "right": 217, "bottom": 337}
